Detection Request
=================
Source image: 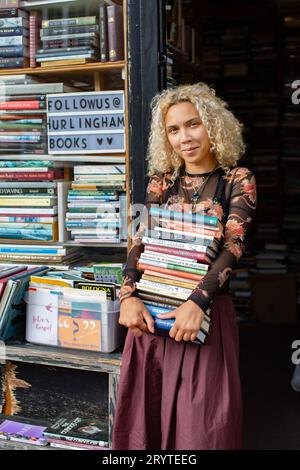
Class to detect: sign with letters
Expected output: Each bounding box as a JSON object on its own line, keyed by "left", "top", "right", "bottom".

{"left": 47, "top": 91, "right": 125, "bottom": 154}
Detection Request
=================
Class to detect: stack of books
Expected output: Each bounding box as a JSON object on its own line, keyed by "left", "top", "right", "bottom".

{"left": 136, "top": 207, "right": 224, "bottom": 343}
{"left": 0, "top": 76, "right": 48, "bottom": 155}
{"left": 0, "top": 77, "right": 78, "bottom": 155}
{"left": 66, "top": 164, "right": 126, "bottom": 244}
{"left": 0, "top": 243, "right": 81, "bottom": 267}
{"left": 36, "top": 15, "right": 99, "bottom": 67}
{"left": 0, "top": 6, "right": 29, "bottom": 68}
{"left": 0, "top": 160, "right": 64, "bottom": 242}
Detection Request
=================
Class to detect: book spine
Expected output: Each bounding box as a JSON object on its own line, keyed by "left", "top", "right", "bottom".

{"left": 149, "top": 207, "right": 218, "bottom": 226}
{"left": 154, "top": 226, "right": 215, "bottom": 244}
{"left": 0, "top": 7, "right": 25, "bottom": 18}
{"left": 0, "top": 17, "right": 28, "bottom": 27}
{"left": 41, "top": 24, "right": 98, "bottom": 37}
{"left": 99, "top": 0, "right": 108, "bottom": 62}
{"left": 137, "top": 263, "right": 203, "bottom": 281}
{"left": 139, "top": 279, "right": 192, "bottom": 296}
{"left": 139, "top": 258, "right": 207, "bottom": 275}
{"left": 0, "top": 197, "right": 55, "bottom": 206}
{"left": 40, "top": 31, "right": 98, "bottom": 41}
{"left": 144, "top": 244, "right": 209, "bottom": 262}
{"left": 0, "top": 45, "right": 28, "bottom": 57}
{"left": 0, "top": 188, "right": 55, "bottom": 195}
{"left": 162, "top": 220, "right": 221, "bottom": 238}
{"left": 142, "top": 274, "right": 198, "bottom": 289}
{"left": 42, "top": 16, "right": 97, "bottom": 28}
{"left": 0, "top": 36, "right": 28, "bottom": 46}
{"left": 144, "top": 270, "right": 198, "bottom": 287}
{"left": 0, "top": 101, "right": 45, "bottom": 110}
{"left": 142, "top": 236, "right": 208, "bottom": 253}
{"left": 29, "top": 12, "right": 40, "bottom": 68}
{"left": 136, "top": 282, "right": 189, "bottom": 300}
{"left": 41, "top": 38, "right": 97, "bottom": 48}
{"left": 0, "top": 26, "right": 28, "bottom": 36}
{"left": 0, "top": 216, "right": 56, "bottom": 222}
{"left": 137, "top": 291, "right": 182, "bottom": 306}
{"left": 0, "top": 57, "right": 29, "bottom": 67}
{"left": 107, "top": 4, "right": 124, "bottom": 62}
{"left": 0, "top": 171, "right": 63, "bottom": 180}
{"left": 141, "top": 251, "right": 208, "bottom": 270}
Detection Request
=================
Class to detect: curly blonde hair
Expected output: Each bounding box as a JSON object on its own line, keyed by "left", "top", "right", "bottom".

{"left": 147, "top": 82, "right": 245, "bottom": 179}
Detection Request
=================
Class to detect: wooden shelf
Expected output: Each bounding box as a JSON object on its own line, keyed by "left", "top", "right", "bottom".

{"left": 64, "top": 241, "right": 127, "bottom": 248}
{"left": 0, "top": 154, "right": 126, "bottom": 163}
{"left": 0, "top": 61, "right": 125, "bottom": 76}
{"left": 20, "top": 0, "right": 122, "bottom": 11}
{"left": 4, "top": 343, "right": 122, "bottom": 374}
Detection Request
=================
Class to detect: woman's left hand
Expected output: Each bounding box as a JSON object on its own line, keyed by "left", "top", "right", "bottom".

{"left": 156, "top": 300, "right": 205, "bottom": 342}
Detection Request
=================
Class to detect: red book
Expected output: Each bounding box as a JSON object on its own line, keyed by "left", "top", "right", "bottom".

{"left": 107, "top": 4, "right": 124, "bottom": 62}
{"left": 137, "top": 263, "right": 203, "bottom": 281}
{"left": 29, "top": 11, "right": 41, "bottom": 68}
{"left": 0, "top": 101, "right": 45, "bottom": 110}
{"left": 0, "top": 170, "right": 63, "bottom": 180}
{"left": 0, "top": 267, "right": 27, "bottom": 299}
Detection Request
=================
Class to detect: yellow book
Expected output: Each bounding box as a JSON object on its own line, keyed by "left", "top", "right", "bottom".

{"left": 0, "top": 197, "right": 56, "bottom": 207}
{"left": 40, "top": 58, "right": 94, "bottom": 67}
{"left": 30, "top": 276, "right": 73, "bottom": 288}
{"left": 142, "top": 274, "right": 198, "bottom": 290}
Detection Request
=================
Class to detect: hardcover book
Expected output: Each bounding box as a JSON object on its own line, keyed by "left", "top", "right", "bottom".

{"left": 43, "top": 416, "right": 109, "bottom": 447}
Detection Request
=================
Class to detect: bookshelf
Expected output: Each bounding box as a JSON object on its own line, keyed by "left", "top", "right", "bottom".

{"left": 0, "top": 0, "right": 132, "bottom": 451}
{"left": 157, "top": 0, "right": 300, "bottom": 323}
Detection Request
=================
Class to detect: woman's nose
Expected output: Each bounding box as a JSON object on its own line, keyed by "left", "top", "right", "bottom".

{"left": 179, "top": 128, "right": 192, "bottom": 143}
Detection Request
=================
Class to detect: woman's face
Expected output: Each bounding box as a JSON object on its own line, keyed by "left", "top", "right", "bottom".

{"left": 165, "top": 101, "right": 214, "bottom": 171}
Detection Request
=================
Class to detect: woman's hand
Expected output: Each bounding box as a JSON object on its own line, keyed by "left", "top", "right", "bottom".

{"left": 118, "top": 296, "right": 155, "bottom": 337}
{"left": 156, "top": 300, "right": 205, "bottom": 342}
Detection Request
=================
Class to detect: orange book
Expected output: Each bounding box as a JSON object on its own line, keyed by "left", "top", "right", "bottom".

{"left": 138, "top": 263, "right": 203, "bottom": 281}
{"left": 144, "top": 269, "right": 199, "bottom": 286}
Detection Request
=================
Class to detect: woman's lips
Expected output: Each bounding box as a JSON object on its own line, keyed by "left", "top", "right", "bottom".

{"left": 182, "top": 146, "right": 199, "bottom": 154}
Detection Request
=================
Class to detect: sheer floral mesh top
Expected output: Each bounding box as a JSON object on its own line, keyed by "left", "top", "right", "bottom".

{"left": 119, "top": 165, "right": 257, "bottom": 313}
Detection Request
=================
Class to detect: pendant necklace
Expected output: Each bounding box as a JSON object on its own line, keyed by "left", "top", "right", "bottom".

{"left": 188, "top": 164, "right": 219, "bottom": 213}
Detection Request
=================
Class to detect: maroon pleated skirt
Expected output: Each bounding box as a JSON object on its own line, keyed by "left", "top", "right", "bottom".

{"left": 112, "top": 295, "right": 242, "bottom": 450}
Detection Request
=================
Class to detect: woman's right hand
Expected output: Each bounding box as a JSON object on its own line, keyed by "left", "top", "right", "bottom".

{"left": 118, "top": 297, "right": 155, "bottom": 337}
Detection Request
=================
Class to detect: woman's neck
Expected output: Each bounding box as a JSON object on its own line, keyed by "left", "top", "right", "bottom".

{"left": 184, "top": 160, "right": 218, "bottom": 175}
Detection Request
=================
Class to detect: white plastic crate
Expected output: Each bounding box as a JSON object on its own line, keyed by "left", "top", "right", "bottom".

{"left": 25, "top": 288, "right": 126, "bottom": 353}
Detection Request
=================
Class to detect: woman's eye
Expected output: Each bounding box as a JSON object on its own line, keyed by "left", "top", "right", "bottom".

{"left": 190, "top": 122, "right": 197, "bottom": 127}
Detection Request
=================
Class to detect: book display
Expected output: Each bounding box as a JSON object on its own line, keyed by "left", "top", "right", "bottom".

{"left": 0, "top": 0, "right": 128, "bottom": 450}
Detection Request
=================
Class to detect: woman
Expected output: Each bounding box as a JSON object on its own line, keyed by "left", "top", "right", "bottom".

{"left": 112, "top": 83, "right": 257, "bottom": 450}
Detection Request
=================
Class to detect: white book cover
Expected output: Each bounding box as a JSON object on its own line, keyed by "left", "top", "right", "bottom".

{"left": 25, "top": 288, "right": 59, "bottom": 346}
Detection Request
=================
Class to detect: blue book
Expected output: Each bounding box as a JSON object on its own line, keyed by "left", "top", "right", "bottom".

{"left": 0, "top": 246, "right": 60, "bottom": 254}
{"left": 144, "top": 303, "right": 207, "bottom": 345}
{"left": 149, "top": 207, "right": 218, "bottom": 226}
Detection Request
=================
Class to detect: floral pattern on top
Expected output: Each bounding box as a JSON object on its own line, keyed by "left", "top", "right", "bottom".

{"left": 119, "top": 166, "right": 257, "bottom": 312}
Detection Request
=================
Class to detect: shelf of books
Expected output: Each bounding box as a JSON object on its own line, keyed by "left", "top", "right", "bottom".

{"left": 0, "top": 0, "right": 129, "bottom": 450}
